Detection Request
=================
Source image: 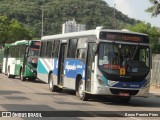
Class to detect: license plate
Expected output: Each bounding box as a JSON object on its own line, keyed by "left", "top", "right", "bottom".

{"left": 119, "top": 92, "right": 129, "bottom": 96}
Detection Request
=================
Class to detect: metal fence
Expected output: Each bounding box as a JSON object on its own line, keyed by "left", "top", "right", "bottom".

{"left": 151, "top": 54, "right": 160, "bottom": 87}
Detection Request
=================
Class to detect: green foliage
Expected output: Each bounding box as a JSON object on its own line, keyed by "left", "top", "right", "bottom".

{"left": 0, "top": 16, "right": 33, "bottom": 44}
{"left": 0, "top": 0, "right": 138, "bottom": 38}
{"left": 146, "top": 0, "right": 160, "bottom": 17}
{"left": 126, "top": 22, "right": 160, "bottom": 53}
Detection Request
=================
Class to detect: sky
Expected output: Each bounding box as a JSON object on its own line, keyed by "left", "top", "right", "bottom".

{"left": 104, "top": 0, "right": 160, "bottom": 27}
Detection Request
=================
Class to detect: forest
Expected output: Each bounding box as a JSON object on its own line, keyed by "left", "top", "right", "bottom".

{"left": 0, "top": 0, "right": 139, "bottom": 37}
{"left": 0, "top": 0, "right": 160, "bottom": 53}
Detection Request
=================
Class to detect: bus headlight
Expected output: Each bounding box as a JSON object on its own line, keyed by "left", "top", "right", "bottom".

{"left": 30, "top": 69, "right": 33, "bottom": 73}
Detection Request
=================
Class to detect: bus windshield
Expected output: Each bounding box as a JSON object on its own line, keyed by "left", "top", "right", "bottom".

{"left": 28, "top": 48, "right": 39, "bottom": 64}
{"left": 98, "top": 42, "right": 150, "bottom": 76}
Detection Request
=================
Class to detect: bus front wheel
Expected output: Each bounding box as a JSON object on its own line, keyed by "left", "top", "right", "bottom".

{"left": 78, "top": 80, "right": 89, "bottom": 101}
{"left": 20, "top": 70, "right": 26, "bottom": 81}
{"left": 7, "top": 67, "right": 12, "bottom": 78}
{"left": 49, "top": 74, "right": 57, "bottom": 92}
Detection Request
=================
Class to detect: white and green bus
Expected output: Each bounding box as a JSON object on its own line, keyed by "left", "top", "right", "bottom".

{"left": 2, "top": 40, "right": 40, "bottom": 81}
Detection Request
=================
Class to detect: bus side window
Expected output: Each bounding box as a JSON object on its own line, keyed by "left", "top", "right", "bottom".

{"left": 53, "top": 40, "right": 60, "bottom": 58}
{"left": 46, "top": 41, "right": 52, "bottom": 58}
{"left": 39, "top": 42, "right": 43, "bottom": 57}
{"left": 40, "top": 42, "right": 47, "bottom": 58}
{"left": 67, "top": 39, "right": 78, "bottom": 58}
{"left": 76, "top": 48, "right": 86, "bottom": 61}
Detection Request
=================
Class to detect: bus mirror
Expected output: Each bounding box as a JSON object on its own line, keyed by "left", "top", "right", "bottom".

{"left": 93, "top": 44, "right": 97, "bottom": 54}
{"left": 26, "top": 47, "right": 29, "bottom": 57}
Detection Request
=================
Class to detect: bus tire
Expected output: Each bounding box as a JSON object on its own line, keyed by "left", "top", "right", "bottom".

{"left": 49, "top": 74, "right": 57, "bottom": 92}
{"left": 78, "top": 80, "right": 89, "bottom": 101}
{"left": 7, "top": 67, "right": 12, "bottom": 78}
{"left": 20, "top": 69, "right": 26, "bottom": 81}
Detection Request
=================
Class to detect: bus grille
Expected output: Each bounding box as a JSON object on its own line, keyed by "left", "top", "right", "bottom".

{"left": 110, "top": 88, "right": 139, "bottom": 95}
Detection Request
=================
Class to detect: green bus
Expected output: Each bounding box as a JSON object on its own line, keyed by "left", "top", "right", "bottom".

{"left": 2, "top": 40, "right": 40, "bottom": 81}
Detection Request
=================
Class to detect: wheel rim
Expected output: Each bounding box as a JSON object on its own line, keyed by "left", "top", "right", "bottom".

{"left": 20, "top": 71, "right": 23, "bottom": 79}
{"left": 79, "top": 82, "right": 84, "bottom": 98}
{"left": 7, "top": 68, "right": 10, "bottom": 76}
{"left": 49, "top": 75, "right": 53, "bottom": 89}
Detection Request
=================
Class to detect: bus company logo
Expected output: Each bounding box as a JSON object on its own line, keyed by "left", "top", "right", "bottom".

{"left": 1, "top": 112, "right": 42, "bottom": 118}
{"left": 65, "top": 62, "right": 76, "bottom": 70}
{"left": 2, "top": 112, "right": 11, "bottom": 117}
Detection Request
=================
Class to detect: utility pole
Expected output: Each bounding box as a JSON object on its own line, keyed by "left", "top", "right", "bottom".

{"left": 114, "top": 4, "right": 116, "bottom": 29}
{"left": 41, "top": 6, "right": 44, "bottom": 37}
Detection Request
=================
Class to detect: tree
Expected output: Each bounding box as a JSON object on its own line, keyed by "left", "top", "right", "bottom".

{"left": 146, "top": 0, "right": 160, "bottom": 17}
{"left": 0, "top": 0, "right": 139, "bottom": 37}
{"left": 126, "top": 22, "right": 160, "bottom": 53}
{"left": 0, "top": 16, "right": 33, "bottom": 45}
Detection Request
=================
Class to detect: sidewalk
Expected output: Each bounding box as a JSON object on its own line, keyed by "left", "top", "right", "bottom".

{"left": 149, "top": 85, "right": 160, "bottom": 96}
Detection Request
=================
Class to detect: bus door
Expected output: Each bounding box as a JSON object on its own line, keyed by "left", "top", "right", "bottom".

{"left": 4, "top": 48, "right": 9, "bottom": 74}
{"left": 58, "top": 43, "right": 67, "bottom": 86}
{"left": 22, "top": 45, "right": 28, "bottom": 74}
{"left": 85, "top": 42, "right": 95, "bottom": 92}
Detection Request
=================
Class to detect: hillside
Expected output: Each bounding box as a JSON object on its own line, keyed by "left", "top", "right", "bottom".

{"left": 0, "top": 0, "right": 140, "bottom": 38}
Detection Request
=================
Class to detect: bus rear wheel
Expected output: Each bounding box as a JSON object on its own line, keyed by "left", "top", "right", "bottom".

{"left": 49, "top": 74, "right": 57, "bottom": 92}
{"left": 78, "top": 80, "right": 89, "bottom": 101}
{"left": 20, "top": 70, "right": 26, "bottom": 81}
{"left": 7, "top": 67, "right": 12, "bottom": 78}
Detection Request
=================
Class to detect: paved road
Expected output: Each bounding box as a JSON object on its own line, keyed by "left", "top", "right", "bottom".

{"left": 0, "top": 73, "right": 160, "bottom": 120}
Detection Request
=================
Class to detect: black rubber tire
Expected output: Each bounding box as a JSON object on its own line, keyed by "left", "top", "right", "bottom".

{"left": 7, "top": 67, "right": 12, "bottom": 78}
{"left": 20, "top": 70, "right": 26, "bottom": 81}
{"left": 78, "top": 80, "right": 89, "bottom": 101}
{"left": 49, "top": 74, "right": 57, "bottom": 92}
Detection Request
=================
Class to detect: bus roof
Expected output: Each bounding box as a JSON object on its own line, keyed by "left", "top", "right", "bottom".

{"left": 4, "top": 43, "right": 13, "bottom": 47}
{"left": 3, "top": 40, "right": 40, "bottom": 48}
{"left": 41, "top": 27, "right": 148, "bottom": 41}
{"left": 14, "top": 40, "right": 40, "bottom": 45}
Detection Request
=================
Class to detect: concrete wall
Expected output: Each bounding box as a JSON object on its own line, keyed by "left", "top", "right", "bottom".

{"left": 151, "top": 54, "right": 160, "bottom": 87}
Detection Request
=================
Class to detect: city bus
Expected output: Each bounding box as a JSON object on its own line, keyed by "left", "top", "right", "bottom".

{"left": 2, "top": 43, "right": 11, "bottom": 74}
{"left": 37, "top": 27, "right": 151, "bottom": 101}
{"left": 2, "top": 40, "right": 40, "bottom": 81}
{"left": 0, "top": 46, "right": 4, "bottom": 73}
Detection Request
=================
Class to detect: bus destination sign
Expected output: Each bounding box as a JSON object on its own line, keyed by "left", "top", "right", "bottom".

{"left": 99, "top": 32, "right": 149, "bottom": 43}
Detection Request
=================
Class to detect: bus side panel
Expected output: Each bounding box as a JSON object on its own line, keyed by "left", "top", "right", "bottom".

{"left": 2, "top": 58, "right": 6, "bottom": 73}
{"left": 15, "top": 59, "right": 21, "bottom": 76}
{"left": 24, "top": 62, "right": 37, "bottom": 78}
{"left": 63, "top": 59, "right": 86, "bottom": 90}
{"left": 7, "top": 58, "right": 16, "bottom": 75}
{"left": 52, "top": 58, "right": 58, "bottom": 85}
{"left": 37, "top": 58, "right": 53, "bottom": 83}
